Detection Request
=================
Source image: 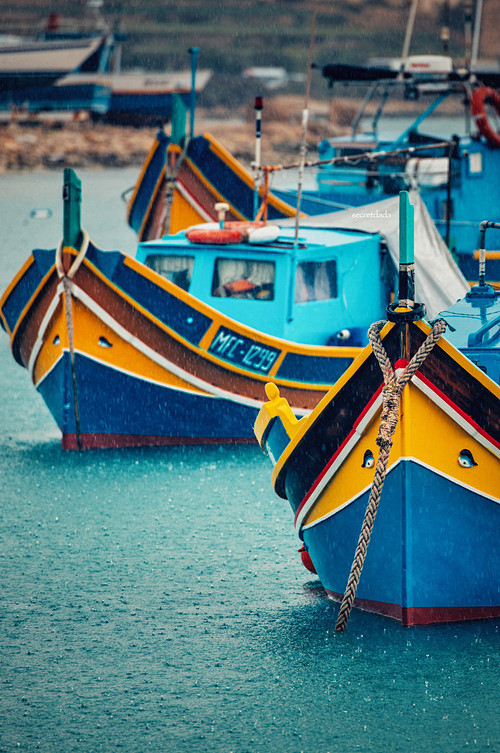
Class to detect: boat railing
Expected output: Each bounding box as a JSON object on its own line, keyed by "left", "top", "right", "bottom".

{"left": 467, "top": 315, "right": 500, "bottom": 348}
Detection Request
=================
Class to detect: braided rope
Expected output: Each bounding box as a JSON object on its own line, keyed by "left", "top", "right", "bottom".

{"left": 334, "top": 318, "right": 447, "bottom": 632}
{"left": 62, "top": 277, "right": 82, "bottom": 451}
{"left": 57, "top": 237, "right": 89, "bottom": 452}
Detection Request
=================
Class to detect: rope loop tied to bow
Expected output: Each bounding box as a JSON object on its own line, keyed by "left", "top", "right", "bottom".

{"left": 334, "top": 317, "right": 447, "bottom": 633}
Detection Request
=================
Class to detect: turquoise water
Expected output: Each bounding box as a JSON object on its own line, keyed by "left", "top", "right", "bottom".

{"left": 0, "top": 170, "right": 498, "bottom": 753}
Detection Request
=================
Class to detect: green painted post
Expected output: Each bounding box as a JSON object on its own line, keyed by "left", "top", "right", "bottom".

{"left": 188, "top": 46, "right": 200, "bottom": 140}
{"left": 398, "top": 190, "right": 415, "bottom": 305}
{"left": 399, "top": 190, "right": 414, "bottom": 265}
{"left": 171, "top": 93, "right": 187, "bottom": 147}
{"left": 62, "top": 168, "right": 82, "bottom": 249}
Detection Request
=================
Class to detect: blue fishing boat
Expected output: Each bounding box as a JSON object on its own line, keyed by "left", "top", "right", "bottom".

{"left": 0, "top": 33, "right": 111, "bottom": 105}
{"left": 0, "top": 2, "right": 118, "bottom": 113}
{"left": 313, "top": 55, "right": 500, "bottom": 267}
{"left": 126, "top": 19, "right": 500, "bottom": 281}
{"left": 0, "top": 171, "right": 464, "bottom": 450}
{"left": 254, "top": 193, "right": 500, "bottom": 627}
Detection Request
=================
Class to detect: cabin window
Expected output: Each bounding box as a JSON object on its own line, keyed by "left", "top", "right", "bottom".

{"left": 295, "top": 260, "right": 337, "bottom": 303}
{"left": 145, "top": 254, "right": 194, "bottom": 291}
{"left": 212, "top": 258, "right": 275, "bottom": 300}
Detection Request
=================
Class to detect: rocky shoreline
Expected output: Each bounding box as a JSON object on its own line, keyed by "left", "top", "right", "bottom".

{"left": 0, "top": 93, "right": 463, "bottom": 174}
{"left": 0, "top": 97, "right": 346, "bottom": 174}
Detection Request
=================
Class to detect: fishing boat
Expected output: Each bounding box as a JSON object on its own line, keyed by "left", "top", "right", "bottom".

{"left": 128, "top": 64, "right": 500, "bottom": 285}
{"left": 126, "top": 1, "right": 500, "bottom": 281}
{"left": 314, "top": 54, "right": 500, "bottom": 266}
{"left": 103, "top": 68, "right": 213, "bottom": 126}
{"left": 0, "top": 1, "right": 117, "bottom": 114}
{"left": 0, "top": 33, "right": 111, "bottom": 102}
{"left": 0, "top": 171, "right": 465, "bottom": 450}
{"left": 254, "top": 193, "right": 500, "bottom": 627}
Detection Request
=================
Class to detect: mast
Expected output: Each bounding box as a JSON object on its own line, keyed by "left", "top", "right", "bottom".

{"left": 471, "top": 0, "right": 484, "bottom": 69}
{"left": 464, "top": 0, "right": 473, "bottom": 68}
{"left": 400, "top": 0, "right": 419, "bottom": 74}
{"left": 294, "top": 0, "right": 318, "bottom": 246}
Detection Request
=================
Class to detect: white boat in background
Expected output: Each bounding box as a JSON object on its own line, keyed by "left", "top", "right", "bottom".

{"left": 0, "top": 34, "right": 110, "bottom": 95}
{"left": 103, "top": 68, "right": 213, "bottom": 125}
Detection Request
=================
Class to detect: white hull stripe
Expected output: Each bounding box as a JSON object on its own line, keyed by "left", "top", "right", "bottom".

{"left": 294, "top": 392, "right": 384, "bottom": 530}
{"left": 296, "top": 374, "right": 500, "bottom": 531}
{"left": 28, "top": 281, "right": 64, "bottom": 377}
{"left": 31, "top": 281, "right": 310, "bottom": 415}
{"left": 300, "top": 456, "right": 500, "bottom": 532}
{"left": 175, "top": 181, "right": 214, "bottom": 222}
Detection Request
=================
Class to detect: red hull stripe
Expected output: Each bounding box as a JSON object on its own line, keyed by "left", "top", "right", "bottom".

{"left": 326, "top": 590, "right": 500, "bottom": 626}
{"left": 62, "top": 432, "right": 256, "bottom": 451}
{"left": 415, "top": 370, "right": 500, "bottom": 452}
{"left": 293, "top": 382, "right": 384, "bottom": 525}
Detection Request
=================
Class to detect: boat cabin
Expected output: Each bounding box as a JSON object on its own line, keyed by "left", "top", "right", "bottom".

{"left": 135, "top": 224, "right": 388, "bottom": 347}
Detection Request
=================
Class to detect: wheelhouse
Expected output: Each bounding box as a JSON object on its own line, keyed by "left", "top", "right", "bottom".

{"left": 135, "top": 224, "right": 387, "bottom": 347}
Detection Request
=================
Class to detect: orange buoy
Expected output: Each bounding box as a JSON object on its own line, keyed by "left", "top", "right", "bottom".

{"left": 471, "top": 87, "right": 500, "bottom": 149}
{"left": 299, "top": 544, "right": 316, "bottom": 574}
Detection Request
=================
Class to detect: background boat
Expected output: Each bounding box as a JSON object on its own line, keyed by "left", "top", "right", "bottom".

{"left": 125, "top": 17, "right": 500, "bottom": 282}
{"left": 0, "top": 33, "right": 111, "bottom": 100}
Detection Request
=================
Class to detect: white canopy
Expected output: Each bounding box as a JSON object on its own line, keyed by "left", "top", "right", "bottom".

{"left": 282, "top": 191, "right": 469, "bottom": 319}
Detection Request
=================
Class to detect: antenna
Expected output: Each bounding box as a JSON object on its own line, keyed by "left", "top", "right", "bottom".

{"left": 464, "top": 0, "right": 473, "bottom": 68}
{"left": 400, "top": 0, "right": 419, "bottom": 75}
{"left": 188, "top": 47, "right": 200, "bottom": 140}
{"left": 471, "top": 0, "right": 484, "bottom": 70}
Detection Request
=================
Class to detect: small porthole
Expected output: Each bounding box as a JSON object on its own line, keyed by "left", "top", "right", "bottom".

{"left": 362, "top": 449, "right": 374, "bottom": 468}
{"left": 458, "top": 449, "right": 477, "bottom": 468}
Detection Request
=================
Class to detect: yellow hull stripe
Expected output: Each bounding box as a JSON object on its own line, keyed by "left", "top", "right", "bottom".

{"left": 300, "top": 377, "right": 499, "bottom": 529}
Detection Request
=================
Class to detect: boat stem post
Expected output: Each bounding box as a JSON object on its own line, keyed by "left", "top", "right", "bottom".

{"left": 397, "top": 190, "right": 415, "bottom": 307}
{"left": 63, "top": 168, "right": 82, "bottom": 249}
{"left": 386, "top": 191, "right": 425, "bottom": 354}
{"left": 61, "top": 168, "right": 83, "bottom": 451}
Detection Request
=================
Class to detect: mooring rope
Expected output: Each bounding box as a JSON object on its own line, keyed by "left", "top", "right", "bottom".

{"left": 62, "top": 276, "right": 82, "bottom": 451}
{"left": 334, "top": 317, "right": 447, "bottom": 632}
{"left": 56, "top": 233, "right": 89, "bottom": 452}
{"left": 163, "top": 146, "right": 187, "bottom": 236}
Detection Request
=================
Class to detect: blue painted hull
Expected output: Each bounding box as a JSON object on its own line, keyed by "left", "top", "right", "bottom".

{"left": 38, "top": 351, "right": 262, "bottom": 448}
{"left": 302, "top": 460, "right": 500, "bottom": 624}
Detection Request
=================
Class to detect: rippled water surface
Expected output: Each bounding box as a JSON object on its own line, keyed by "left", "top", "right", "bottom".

{"left": 0, "top": 170, "right": 498, "bottom": 753}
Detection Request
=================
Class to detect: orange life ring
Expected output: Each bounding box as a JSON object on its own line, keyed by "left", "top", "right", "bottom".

{"left": 186, "top": 227, "right": 243, "bottom": 245}
{"left": 186, "top": 221, "right": 280, "bottom": 245}
{"left": 471, "top": 87, "right": 500, "bottom": 148}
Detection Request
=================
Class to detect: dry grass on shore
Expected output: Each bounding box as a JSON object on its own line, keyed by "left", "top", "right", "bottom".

{"left": 0, "top": 96, "right": 348, "bottom": 174}
{"left": 0, "top": 92, "right": 465, "bottom": 174}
